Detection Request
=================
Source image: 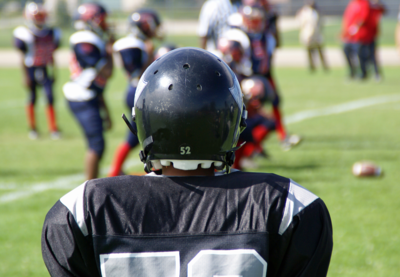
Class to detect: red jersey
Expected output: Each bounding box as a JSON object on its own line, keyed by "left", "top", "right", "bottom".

{"left": 342, "top": 0, "right": 370, "bottom": 43}
{"left": 364, "top": 4, "right": 385, "bottom": 43}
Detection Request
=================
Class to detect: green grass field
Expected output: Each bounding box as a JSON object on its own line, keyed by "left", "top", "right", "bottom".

{"left": 1, "top": 65, "right": 400, "bottom": 276}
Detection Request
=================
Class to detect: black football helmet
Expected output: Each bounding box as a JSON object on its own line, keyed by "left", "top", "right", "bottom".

{"left": 240, "top": 4, "right": 266, "bottom": 34}
{"left": 129, "top": 8, "right": 162, "bottom": 39}
{"left": 73, "top": 3, "right": 108, "bottom": 34}
{"left": 24, "top": 2, "right": 48, "bottom": 29}
{"left": 131, "top": 47, "right": 247, "bottom": 173}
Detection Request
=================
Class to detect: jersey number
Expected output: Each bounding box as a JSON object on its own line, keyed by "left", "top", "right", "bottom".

{"left": 180, "top": 146, "right": 191, "bottom": 155}
{"left": 100, "top": 249, "right": 267, "bottom": 277}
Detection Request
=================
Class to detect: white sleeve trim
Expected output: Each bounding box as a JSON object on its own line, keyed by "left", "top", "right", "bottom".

{"left": 278, "top": 179, "right": 319, "bottom": 235}
{"left": 60, "top": 181, "right": 89, "bottom": 236}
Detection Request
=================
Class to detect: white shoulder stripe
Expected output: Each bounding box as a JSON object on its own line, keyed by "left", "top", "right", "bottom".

{"left": 60, "top": 181, "right": 89, "bottom": 236}
{"left": 13, "top": 26, "right": 34, "bottom": 43}
{"left": 70, "top": 31, "right": 105, "bottom": 53}
{"left": 278, "top": 180, "right": 319, "bottom": 235}
{"left": 113, "top": 36, "right": 146, "bottom": 52}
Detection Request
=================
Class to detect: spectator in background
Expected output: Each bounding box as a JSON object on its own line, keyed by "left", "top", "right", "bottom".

{"left": 341, "top": 0, "right": 370, "bottom": 79}
{"left": 296, "top": 0, "right": 329, "bottom": 72}
{"left": 198, "top": 0, "right": 241, "bottom": 51}
{"left": 365, "top": 0, "right": 386, "bottom": 81}
{"left": 13, "top": 2, "right": 61, "bottom": 140}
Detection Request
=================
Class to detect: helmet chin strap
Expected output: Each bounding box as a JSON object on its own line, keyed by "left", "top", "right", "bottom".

{"left": 122, "top": 114, "right": 137, "bottom": 136}
{"left": 223, "top": 141, "right": 246, "bottom": 173}
{"left": 122, "top": 113, "right": 154, "bottom": 173}
{"left": 139, "top": 136, "right": 154, "bottom": 173}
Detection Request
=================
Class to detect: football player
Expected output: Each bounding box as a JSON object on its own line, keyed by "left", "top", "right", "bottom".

{"left": 13, "top": 2, "right": 61, "bottom": 140}
{"left": 217, "top": 31, "right": 274, "bottom": 168}
{"left": 240, "top": 3, "right": 300, "bottom": 150}
{"left": 42, "top": 47, "right": 333, "bottom": 277}
{"left": 62, "top": 3, "right": 114, "bottom": 180}
{"left": 108, "top": 9, "right": 163, "bottom": 177}
{"left": 217, "top": 27, "right": 253, "bottom": 82}
{"left": 233, "top": 76, "right": 277, "bottom": 169}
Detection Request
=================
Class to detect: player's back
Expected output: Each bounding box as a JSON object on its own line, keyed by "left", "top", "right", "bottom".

{"left": 43, "top": 170, "right": 332, "bottom": 277}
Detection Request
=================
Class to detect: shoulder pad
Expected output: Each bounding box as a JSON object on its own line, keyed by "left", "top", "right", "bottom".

{"left": 13, "top": 26, "right": 34, "bottom": 43}
{"left": 70, "top": 30, "right": 106, "bottom": 53}
{"left": 113, "top": 36, "right": 146, "bottom": 52}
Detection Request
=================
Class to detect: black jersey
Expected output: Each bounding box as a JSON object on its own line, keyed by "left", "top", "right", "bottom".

{"left": 42, "top": 170, "right": 332, "bottom": 277}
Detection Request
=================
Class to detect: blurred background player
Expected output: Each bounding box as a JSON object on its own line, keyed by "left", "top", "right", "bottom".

{"left": 233, "top": 76, "right": 277, "bottom": 169}
{"left": 239, "top": 3, "right": 301, "bottom": 151}
{"left": 63, "top": 3, "right": 113, "bottom": 180}
{"left": 217, "top": 27, "right": 252, "bottom": 82}
{"left": 13, "top": 2, "right": 61, "bottom": 140}
{"left": 198, "top": 0, "right": 241, "bottom": 51}
{"left": 365, "top": 0, "right": 386, "bottom": 82}
{"left": 108, "top": 9, "right": 164, "bottom": 177}
{"left": 341, "top": 0, "right": 370, "bottom": 80}
{"left": 296, "top": 0, "right": 329, "bottom": 72}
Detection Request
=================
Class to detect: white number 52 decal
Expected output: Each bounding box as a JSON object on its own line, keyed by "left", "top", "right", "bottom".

{"left": 180, "top": 146, "right": 191, "bottom": 155}
{"left": 100, "top": 249, "right": 267, "bottom": 277}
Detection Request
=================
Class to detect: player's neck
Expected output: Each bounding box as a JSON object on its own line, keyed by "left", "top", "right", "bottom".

{"left": 162, "top": 165, "right": 215, "bottom": 177}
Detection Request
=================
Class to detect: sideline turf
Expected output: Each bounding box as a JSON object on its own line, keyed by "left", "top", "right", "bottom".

{"left": 1, "top": 67, "right": 400, "bottom": 276}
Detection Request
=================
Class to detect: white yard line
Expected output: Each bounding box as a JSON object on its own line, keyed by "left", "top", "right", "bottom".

{"left": 1, "top": 94, "right": 400, "bottom": 204}
{"left": 285, "top": 94, "right": 400, "bottom": 125}
{"left": 0, "top": 160, "right": 142, "bottom": 204}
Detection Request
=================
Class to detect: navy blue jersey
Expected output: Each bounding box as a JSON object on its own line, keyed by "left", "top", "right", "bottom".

{"left": 63, "top": 30, "right": 109, "bottom": 102}
{"left": 42, "top": 170, "right": 333, "bottom": 277}
{"left": 113, "top": 35, "right": 148, "bottom": 83}
{"left": 13, "top": 25, "right": 61, "bottom": 67}
{"left": 247, "top": 32, "right": 270, "bottom": 75}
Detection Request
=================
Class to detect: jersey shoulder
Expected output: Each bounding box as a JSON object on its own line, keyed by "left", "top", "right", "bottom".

{"left": 70, "top": 30, "right": 105, "bottom": 52}
{"left": 229, "top": 171, "right": 320, "bottom": 234}
{"left": 13, "top": 26, "right": 34, "bottom": 43}
{"left": 113, "top": 36, "right": 146, "bottom": 52}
